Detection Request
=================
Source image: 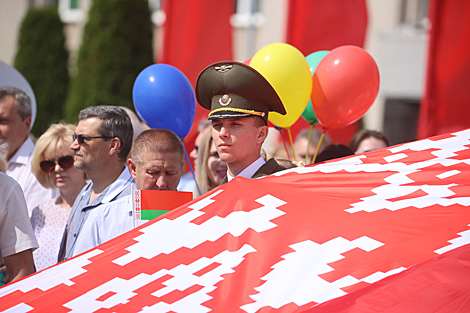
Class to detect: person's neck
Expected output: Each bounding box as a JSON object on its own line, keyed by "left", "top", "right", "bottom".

{"left": 227, "top": 154, "right": 261, "bottom": 178}
{"left": 88, "top": 164, "right": 125, "bottom": 202}
{"left": 6, "top": 137, "right": 28, "bottom": 161}
{"left": 56, "top": 182, "right": 86, "bottom": 210}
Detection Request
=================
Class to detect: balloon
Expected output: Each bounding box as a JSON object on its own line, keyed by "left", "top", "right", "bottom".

{"left": 311, "top": 45, "right": 379, "bottom": 129}
{"left": 302, "top": 50, "right": 329, "bottom": 125}
{"left": 249, "top": 43, "right": 312, "bottom": 129}
{"left": 0, "top": 60, "right": 37, "bottom": 130}
{"left": 243, "top": 57, "right": 252, "bottom": 65}
{"left": 133, "top": 64, "right": 195, "bottom": 138}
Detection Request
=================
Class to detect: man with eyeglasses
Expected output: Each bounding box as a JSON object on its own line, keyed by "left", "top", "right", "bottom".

{"left": 0, "top": 86, "right": 56, "bottom": 215}
{"left": 58, "top": 105, "right": 134, "bottom": 261}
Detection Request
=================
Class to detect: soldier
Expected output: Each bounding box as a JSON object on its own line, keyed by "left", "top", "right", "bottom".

{"left": 196, "top": 61, "right": 294, "bottom": 184}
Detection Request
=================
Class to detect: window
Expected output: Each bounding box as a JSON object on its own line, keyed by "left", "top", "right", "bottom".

{"left": 58, "top": 0, "right": 84, "bottom": 23}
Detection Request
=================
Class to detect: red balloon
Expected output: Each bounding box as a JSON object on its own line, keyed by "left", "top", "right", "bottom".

{"left": 311, "top": 45, "right": 379, "bottom": 129}
{"left": 243, "top": 57, "right": 252, "bottom": 65}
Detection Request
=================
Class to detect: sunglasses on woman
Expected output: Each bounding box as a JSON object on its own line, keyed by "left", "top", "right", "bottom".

{"left": 40, "top": 155, "right": 74, "bottom": 173}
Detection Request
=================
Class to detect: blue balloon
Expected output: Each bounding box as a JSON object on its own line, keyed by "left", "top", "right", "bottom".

{"left": 133, "top": 64, "right": 196, "bottom": 138}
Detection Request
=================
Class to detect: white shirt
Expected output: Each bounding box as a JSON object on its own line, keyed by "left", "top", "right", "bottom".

{"left": 177, "top": 172, "right": 196, "bottom": 193}
{"left": 0, "top": 172, "right": 38, "bottom": 258}
{"left": 75, "top": 190, "right": 147, "bottom": 254}
{"left": 7, "top": 137, "right": 57, "bottom": 216}
{"left": 64, "top": 169, "right": 137, "bottom": 259}
{"left": 227, "top": 157, "right": 266, "bottom": 182}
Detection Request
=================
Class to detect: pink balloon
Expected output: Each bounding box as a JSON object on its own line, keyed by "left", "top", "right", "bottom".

{"left": 311, "top": 45, "right": 380, "bottom": 129}
{"left": 243, "top": 57, "right": 252, "bottom": 65}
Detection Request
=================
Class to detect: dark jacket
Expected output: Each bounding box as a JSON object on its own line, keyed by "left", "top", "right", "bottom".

{"left": 220, "top": 158, "right": 294, "bottom": 185}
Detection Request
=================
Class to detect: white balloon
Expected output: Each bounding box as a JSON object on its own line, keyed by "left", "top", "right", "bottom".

{"left": 0, "top": 60, "right": 37, "bottom": 130}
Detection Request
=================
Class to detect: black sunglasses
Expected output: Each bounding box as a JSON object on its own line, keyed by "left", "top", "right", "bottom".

{"left": 72, "top": 134, "right": 113, "bottom": 145}
{"left": 40, "top": 155, "right": 75, "bottom": 173}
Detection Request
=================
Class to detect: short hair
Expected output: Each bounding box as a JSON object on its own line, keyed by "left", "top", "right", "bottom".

{"left": 131, "top": 129, "right": 185, "bottom": 166}
{"left": 119, "top": 106, "right": 143, "bottom": 141}
{"left": 254, "top": 115, "right": 267, "bottom": 128}
{"left": 314, "top": 144, "right": 354, "bottom": 163}
{"left": 0, "top": 86, "right": 32, "bottom": 120}
{"left": 31, "top": 123, "right": 76, "bottom": 189}
{"left": 79, "top": 105, "right": 133, "bottom": 162}
{"left": 348, "top": 129, "right": 390, "bottom": 153}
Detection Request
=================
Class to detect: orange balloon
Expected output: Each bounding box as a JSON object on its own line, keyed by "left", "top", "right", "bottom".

{"left": 311, "top": 45, "right": 380, "bottom": 129}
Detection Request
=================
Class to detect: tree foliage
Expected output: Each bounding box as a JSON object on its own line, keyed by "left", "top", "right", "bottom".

{"left": 64, "top": 0, "right": 154, "bottom": 122}
{"left": 14, "top": 6, "right": 69, "bottom": 137}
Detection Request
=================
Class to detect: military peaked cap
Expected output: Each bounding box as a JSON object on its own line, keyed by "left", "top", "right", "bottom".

{"left": 196, "top": 61, "right": 286, "bottom": 122}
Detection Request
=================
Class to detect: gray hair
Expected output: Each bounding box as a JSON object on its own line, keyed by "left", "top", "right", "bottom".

{"left": 0, "top": 86, "right": 32, "bottom": 120}
{"left": 79, "top": 105, "right": 133, "bottom": 162}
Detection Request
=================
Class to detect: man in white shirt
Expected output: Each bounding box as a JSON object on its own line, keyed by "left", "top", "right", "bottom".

{"left": 57, "top": 105, "right": 134, "bottom": 261}
{"left": 0, "top": 171, "right": 38, "bottom": 283}
{"left": 195, "top": 61, "right": 293, "bottom": 183}
{"left": 0, "top": 87, "right": 56, "bottom": 215}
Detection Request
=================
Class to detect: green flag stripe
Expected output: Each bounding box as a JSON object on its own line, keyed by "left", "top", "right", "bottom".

{"left": 141, "top": 210, "right": 170, "bottom": 220}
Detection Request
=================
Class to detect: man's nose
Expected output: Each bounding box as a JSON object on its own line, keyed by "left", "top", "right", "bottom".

{"left": 70, "top": 140, "right": 79, "bottom": 150}
{"left": 219, "top": 126, "right": 229, "bottom": 137}
{"left": 156, "top": 175, "right": 167, "bottom": 189}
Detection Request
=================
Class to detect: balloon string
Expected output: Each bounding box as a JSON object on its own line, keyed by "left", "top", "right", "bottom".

{"left": 287, "top": 127, "right": 297, "bottom": 161}
{"left": 305, "top": 125, "right": 313, "bottom": 164}
{"left": 275, "top": 126, "right": 291, "bottom": 161}
{"left": 182, "top": 143, "right": 201, "bottom": 197}
{"left": 311, "top": 128, "right": 325, "bottom": 164}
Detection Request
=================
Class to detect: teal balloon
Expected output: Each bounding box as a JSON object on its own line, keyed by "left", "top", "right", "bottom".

{"left": 302, "top": 50, "right": 329, "bottom": 125}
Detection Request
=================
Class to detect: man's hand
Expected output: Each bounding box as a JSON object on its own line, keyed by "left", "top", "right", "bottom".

{"left": 3, "top": 249, "right": 35, "bottom": 283}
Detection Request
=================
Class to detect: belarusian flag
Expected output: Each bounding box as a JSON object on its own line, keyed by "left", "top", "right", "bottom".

{"left": 133, "top": 189, "right": 192, "bottom": 220}
{"left": 2, "top": 129, "right": 470, "bottom": 312}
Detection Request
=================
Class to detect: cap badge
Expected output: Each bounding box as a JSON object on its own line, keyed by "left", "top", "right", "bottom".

{"left": 215, "top": 65, "right": 233, "bottom": 73}
{"left": 219, "top": 94, "right": 231, "bottom": 106}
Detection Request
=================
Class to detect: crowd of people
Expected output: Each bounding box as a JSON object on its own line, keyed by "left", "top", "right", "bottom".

{"left": 0, "top": 61, "right": 390, "bottom": 284}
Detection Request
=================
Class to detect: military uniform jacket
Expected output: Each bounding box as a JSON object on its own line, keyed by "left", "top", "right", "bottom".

{"left": 220, "top": 158, "right": 292, "bottom": 185}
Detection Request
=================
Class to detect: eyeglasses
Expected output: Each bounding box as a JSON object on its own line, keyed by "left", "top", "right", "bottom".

{"left": 72, "top": 134, "right": 113, "bottom": 145}
{"left": 40, "top": 155, "right": 74, "bottom": 173}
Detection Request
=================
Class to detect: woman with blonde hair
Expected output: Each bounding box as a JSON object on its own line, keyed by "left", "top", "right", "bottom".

{"left": 195, "top": 131, "right": 227, "bottom": 196}
{"left": 30, "top": 123, "right": 87, "bottom": 270}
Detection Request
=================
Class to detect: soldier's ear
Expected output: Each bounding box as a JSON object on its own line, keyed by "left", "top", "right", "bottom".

{"left": 256, "top": 125, "right": 268, "bottom": 144}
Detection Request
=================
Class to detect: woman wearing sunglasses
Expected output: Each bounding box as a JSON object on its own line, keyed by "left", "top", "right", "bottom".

{"left": 30, "top": 123, "right": 87, "bottom": 271}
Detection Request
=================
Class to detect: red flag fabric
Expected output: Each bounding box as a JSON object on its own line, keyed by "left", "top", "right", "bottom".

{"left": 2, "top": 128, "right": 470, "bottom": 311}
{"left": 303, "top": 244, "right": 470, "bottom": 313}
{"left": 418, "top": 0, "right": 470, "bottom": 139}
{"left": 159, "top": 0, "right": 233, "bottom": 163}
{"left": 286, "top": 0, "right": 368, "bottom": 145}
{"left": 134, "top": 190, "right": 193, "bottom": 220}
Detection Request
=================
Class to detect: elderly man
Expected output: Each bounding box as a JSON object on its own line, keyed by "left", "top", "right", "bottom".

{"left": 58, "top": 105, "right": 133, "bottom": 261}
{"left": 196, "top": 61, "right": 294, "bottom": 183}
{"left": 0, "top": 86, "right": 56, "bottom": 215}
{"left": 128, "top": 129, "right": 185, "bottom": 191}
{"left": 0, "top": 171, "right": 38, "bottom": 283}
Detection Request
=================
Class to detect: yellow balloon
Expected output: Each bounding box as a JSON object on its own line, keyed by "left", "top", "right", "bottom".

{"left": 250, "top": 43, "right": 312, "bottom": 128}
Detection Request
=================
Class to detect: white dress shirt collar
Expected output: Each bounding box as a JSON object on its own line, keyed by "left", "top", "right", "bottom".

{"left": 227, "top": 157, "right": 266, "bottom": 182}
{"left": 7, "top": 137, "right": 34, "bottom": 166}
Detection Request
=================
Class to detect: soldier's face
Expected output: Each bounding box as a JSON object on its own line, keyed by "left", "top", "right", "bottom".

{"left": 211, "top": 117, "right": 265, "bottom": 165}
